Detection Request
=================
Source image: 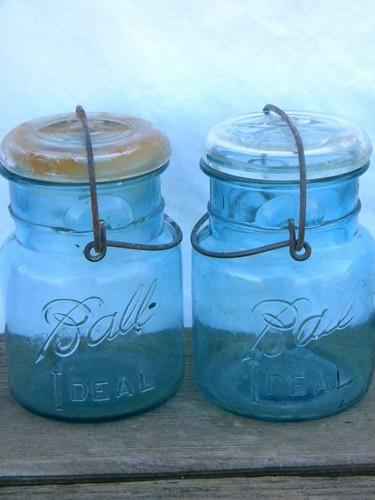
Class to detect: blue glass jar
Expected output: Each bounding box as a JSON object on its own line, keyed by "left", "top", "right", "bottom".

{"left": 192, "top": 109, "right": 375, "bottom": 421}
{"left": 0, "top": 111, "right": 184, "bottom": 421}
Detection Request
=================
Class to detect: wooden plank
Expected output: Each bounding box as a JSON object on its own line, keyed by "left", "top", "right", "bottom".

{"left": 1, "top": 332, "right": 375, "bottom": 483}
{"left": 1, "top": 476, "right": 375, "bottom": 499}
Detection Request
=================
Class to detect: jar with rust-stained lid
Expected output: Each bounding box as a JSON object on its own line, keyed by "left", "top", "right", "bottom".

{"left": 0, "top": 108, "right": 184, "bottom": 421}
{"left": 191, "top": 105, "right": 375, "bottom": 421}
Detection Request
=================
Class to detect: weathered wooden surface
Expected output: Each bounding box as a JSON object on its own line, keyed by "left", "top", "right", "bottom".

{"left": 0, "top": 331, "right": 375, "bottom": 496}
{"left": 1, "top": 476, "right": 375, "bottom": 499}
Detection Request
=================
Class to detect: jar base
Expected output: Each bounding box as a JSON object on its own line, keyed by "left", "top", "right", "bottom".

{"left": 6, "top": 327, "right": 184, "bottom": 422}
{"left": 197, "top": 382, "right": 371, "bottom": 422}
{"left": 193, "top": 319, "right": 375, "bottom": 422}
{"left": 10, "top": 378, "right": 182, "bottom": 422}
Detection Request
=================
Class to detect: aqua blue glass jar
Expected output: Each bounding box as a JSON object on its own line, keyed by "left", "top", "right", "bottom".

{"left": 0, "top": 110, "right": 184, "bottom": 421}
{"left": 191, "top": 107, "right": 375, "bottom": 421}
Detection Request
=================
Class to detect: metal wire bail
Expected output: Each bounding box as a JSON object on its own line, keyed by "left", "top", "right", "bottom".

{"left": 76, "top": 105, "right": 107, "bottom": 261}
{"left": 190, "top": 104, "right": 312, "bottom": 262}
{"left": 75, "top": 105, "right": 183, "bottom": 262}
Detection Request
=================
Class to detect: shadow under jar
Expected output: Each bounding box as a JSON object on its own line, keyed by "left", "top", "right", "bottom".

{"left": 192, "top": 109, "right": 375, "bottom": 421}
{"left": 0, "top": 111, "right": 184, "bottom": 421}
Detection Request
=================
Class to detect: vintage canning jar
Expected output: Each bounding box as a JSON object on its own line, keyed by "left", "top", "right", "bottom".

{"left": 191, "top": 105, "right": 375, "bottom": 421}
{"left": 0, "top": 108, "right": 184, "bottom": 421}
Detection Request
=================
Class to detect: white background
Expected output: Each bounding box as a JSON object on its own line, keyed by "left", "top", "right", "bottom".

{"left": 0, "top": 0, "right": 374, "bottom": 325}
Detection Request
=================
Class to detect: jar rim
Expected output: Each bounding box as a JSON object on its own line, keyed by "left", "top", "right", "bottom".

{"left": 0, "top": 161, "right": 168, "bottom": 187}
{"left": 200, "top": 159, "right": 370, "bottom": 184}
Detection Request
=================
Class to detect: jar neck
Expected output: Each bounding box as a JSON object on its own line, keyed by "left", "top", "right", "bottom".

{"left": 208, "top": 175, "right": 360, "bottom": 241}
{"left": 8, "top": 172, "right": 165, "bottom": 253}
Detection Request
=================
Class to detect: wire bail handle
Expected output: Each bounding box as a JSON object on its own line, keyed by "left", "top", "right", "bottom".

{"left": 75, "top": 105, "right": 183, "bottom": 262}
{"left": 190, "top": 104, "right": 312, "bottom": 261}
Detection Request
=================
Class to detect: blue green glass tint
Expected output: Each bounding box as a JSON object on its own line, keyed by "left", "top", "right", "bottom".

{"left": 192, "top": 110, "right": 375, "bottom": 421}
{"left": 0, "top": 113, "right": 184, "bottom": 421}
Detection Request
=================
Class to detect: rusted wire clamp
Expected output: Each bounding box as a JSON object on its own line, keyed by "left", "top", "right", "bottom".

{"left": 190, "top": 104, "right": 312, "bottom": 262}
{"left": 76, "top": 105, "right": 183, "bottom": 262}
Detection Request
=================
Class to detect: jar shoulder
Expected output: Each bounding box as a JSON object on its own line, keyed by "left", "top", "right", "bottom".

{"left": 3, "top": 236, "right": 183, "bottom": 333}
{"left": 193, "top": 224, "right": 375, "bottom": 278}
{"left": 1, "top": 233, "right": 182, "bottom": 279}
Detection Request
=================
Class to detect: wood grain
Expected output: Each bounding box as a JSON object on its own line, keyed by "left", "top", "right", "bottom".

{"left": 1, "top": 332, "right": 375, "bottom": 485}
{"left": 1, "top": 476, "right": 375, "bottom": 499}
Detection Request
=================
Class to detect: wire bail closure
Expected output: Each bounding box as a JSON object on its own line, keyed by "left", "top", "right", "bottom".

{"left": 190, "top": 104, "right": 312, "bottom": 262}
{"left": 75, "top": 105, "right": 183, "bottom": 262}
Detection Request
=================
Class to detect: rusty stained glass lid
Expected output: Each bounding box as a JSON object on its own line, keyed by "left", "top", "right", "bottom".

{"left": 1, "top": 112, "right": 171, "bottom": 183}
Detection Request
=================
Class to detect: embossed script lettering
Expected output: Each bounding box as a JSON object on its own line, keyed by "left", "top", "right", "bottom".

{"left": 36, "top": 280, "right": 157, "bottom": 364}
{"left": 242, "top": 296, "right": 355, "bottom": 361}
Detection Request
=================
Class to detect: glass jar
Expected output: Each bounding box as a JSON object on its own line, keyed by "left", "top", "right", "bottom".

{"left": 191, "top": 107, "right": 375, "bottom": 421}
{"left": 0, "top": 110, "right": 184, "bottom": 421}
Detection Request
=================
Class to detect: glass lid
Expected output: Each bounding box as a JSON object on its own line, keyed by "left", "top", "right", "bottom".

{"left": 1, "top": 112, "right": 171, "bottom": 183}
{"left": 202, "top": 111, "right": 372, "bottom": 182}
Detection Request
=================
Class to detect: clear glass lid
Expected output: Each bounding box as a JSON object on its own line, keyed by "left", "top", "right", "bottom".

{"left": 1, "top": 112, "right": 171, "bottom": 183}
{"left": 202, "top": 111, "right": 372, "bottom": 182}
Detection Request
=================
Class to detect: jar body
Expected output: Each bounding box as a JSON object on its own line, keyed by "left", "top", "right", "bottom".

{"left": 1, "top": 173, "right": 184, "bottom": 421}
{"left": 192, "top": 175, "right": 375, "bottom": 420}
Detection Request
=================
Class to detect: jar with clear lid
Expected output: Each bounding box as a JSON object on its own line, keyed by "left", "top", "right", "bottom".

{"left": 191, "top": 106, "right": 375, "bottom": 421}
{"left": 0, "top": 108, "right": 184, "bottom": 421}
